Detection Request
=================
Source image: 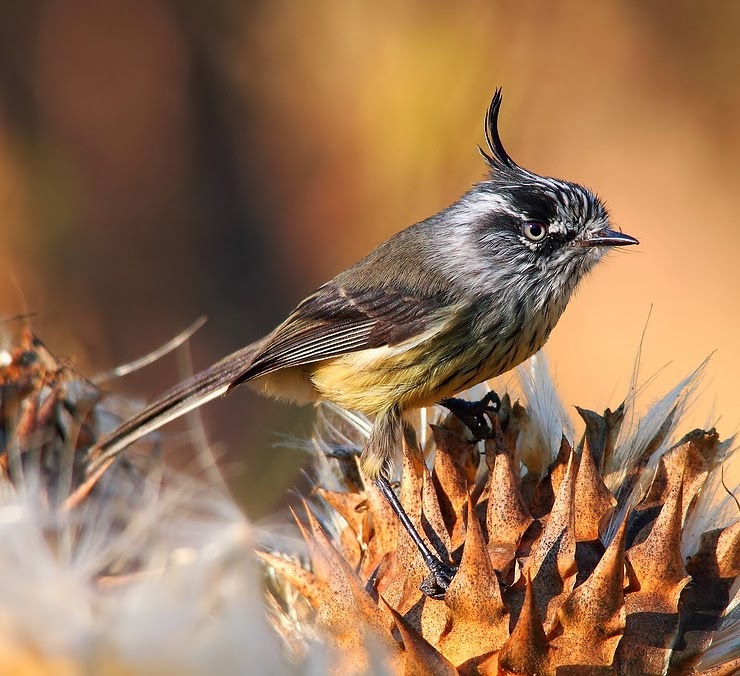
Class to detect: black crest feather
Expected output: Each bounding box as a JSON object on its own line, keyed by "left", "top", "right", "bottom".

{"left": 479, "top": 88, "right": 518, "bottom": 172}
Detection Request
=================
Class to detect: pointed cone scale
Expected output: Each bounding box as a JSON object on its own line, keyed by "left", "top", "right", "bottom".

{"left": 421, "top": 463, "right": 452, "bottom": 563}
{"left": 549, "top": 435, "right": 574, "bottom": 500}
{"left": 457, "top": 651, "right": 500, "bottom": 676}
{"left": 439, "top": 499, "right": 509, "bottom": 665}
{"left": 385, "top": 433, "right": 429, "bottom": 611}
{"left": 486, "top": 435, "right": 533, "bottom": 571}
{"left": 359, "top": 470, "right": 399, "bottom": 579}
{"left": 671, "top": 520, "right": 740, "bottom": 672}
{"left": 399, "top": 431, "right": 424, "bottom": 522}
{"left": 687, "top": 520, "right": 740, "bottom": 581}
{"left": 576, "top": 403, "right": 624, "bottom": 473}
{"left": 431, "top": 424, "right": 478, "bottom": 487}
{"left": 618, "top": 476, "right": 691, "bottom": 675}
{"left": 290, "top": 505, "right": 367, "bottom": 652}
{"left": 303, "top": 502, "right": 354, "bottom": 595}
{"left": 431, "top": 424, "right": 477, "bottom": 541}
{"left": 526, "top": 445, "right": 577, "bottom": 630}
{"left": 363, "top": 472, "right": 399, "bottom": 550}
{"left": 316, "top": 487, "right": 366, "bottom": 536}
{"left": 302, "top": 503, "right": 401, "bottom": 658}
{"left": 290, "top": 505, "right": 332, "bottom": 581}
{"left": 626, "top": 474, "right": 689, "bottom": 600}
{"left": 257, "top": 551, "right": 328, "bottom": 609}
{"left": 575, "top": 406, "right": 608, "bottom": 472}
{"left": 574, "top": 436, "right": 617, "bottom": 541}
{"left": 551, "top": 517, "right": 627, "bottom": 667}
{"left": 528, "top": 435, "right": 574, "bottom": 519}
{"left": 639, "top": 430, "right": 718, "bottom": 527}
{"left": 673, "top": 430, "right": 720, "bottom": 525}
{"left": 483, "top": 413, "right": 510, "bottom": 470}
{"left": 382, "top": 597, "right": 458, "bottom": 676}
{"left": 498, "top": 571, "right": 552, "bottom": 676}
{"left": 417, "top": 466, "right": 456, "bottom": 644}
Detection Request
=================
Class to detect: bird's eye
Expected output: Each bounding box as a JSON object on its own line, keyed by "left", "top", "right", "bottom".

{"left": 522, "top": 221, "right": 548, "bottom": 242}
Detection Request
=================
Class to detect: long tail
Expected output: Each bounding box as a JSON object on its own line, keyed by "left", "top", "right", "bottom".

{"left": 86, "top": 342, "right": 262, "bottom": 475}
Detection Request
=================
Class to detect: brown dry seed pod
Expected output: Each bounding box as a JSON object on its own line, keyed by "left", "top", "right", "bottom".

{"left": 264, "top": 361, "right": 739, "bottom": 675}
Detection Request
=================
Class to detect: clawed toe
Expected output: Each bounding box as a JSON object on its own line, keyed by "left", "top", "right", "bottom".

{"left": 439, "top": 391, "right": 501, "bottom": 440}
{"left": 419, "top": 561, "right": 458, "bottom": 600}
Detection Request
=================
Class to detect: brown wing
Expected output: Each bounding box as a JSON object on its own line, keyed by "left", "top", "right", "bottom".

{"left": 228, "top": 281, "right": 449, "bottom": 390}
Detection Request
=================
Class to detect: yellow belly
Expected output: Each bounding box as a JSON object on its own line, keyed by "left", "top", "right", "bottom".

{"left": 252, "top": 308, "right": 551, "bottom": 418}
{"left": 307, "top": 341, "right": 498, "bottom": 416}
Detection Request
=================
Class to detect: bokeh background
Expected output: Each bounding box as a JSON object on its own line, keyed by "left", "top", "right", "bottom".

{"left": 0, "top": 1, "right": 738, "bottom": 515}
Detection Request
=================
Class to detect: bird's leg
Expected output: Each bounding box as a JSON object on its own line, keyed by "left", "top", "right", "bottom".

{"left": 439, "top": 390, "right": 501, "bottom": 440}
{"left": 373, "top": 475, "right": 457, "bottom": 600}
{"left": 366, "top": 408, "right": 457, "bottom": 600}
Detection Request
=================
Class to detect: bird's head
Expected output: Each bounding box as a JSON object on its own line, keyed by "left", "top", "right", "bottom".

{"left": 451, "top": 89, "right": 638, "bottom": 306}
{"left": 440, "top": 90, "right": 638, "bottom": 312}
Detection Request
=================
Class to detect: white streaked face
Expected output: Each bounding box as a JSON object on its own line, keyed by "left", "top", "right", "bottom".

{"left": 439, "top": 178, "right": 612, "bottom": 299}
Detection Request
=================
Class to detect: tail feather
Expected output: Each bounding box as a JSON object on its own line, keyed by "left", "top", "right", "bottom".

{"left": 87, "top": 343, "right": 261, "bottom": 474}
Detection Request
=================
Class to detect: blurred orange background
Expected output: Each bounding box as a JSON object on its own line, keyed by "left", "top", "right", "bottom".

{"left": 0, "top": 1, "right": 738, "bottom": 514}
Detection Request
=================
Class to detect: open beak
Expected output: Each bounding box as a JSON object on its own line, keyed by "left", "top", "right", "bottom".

{"left": 580, "top": 228, "right": 639, "bottom": 248}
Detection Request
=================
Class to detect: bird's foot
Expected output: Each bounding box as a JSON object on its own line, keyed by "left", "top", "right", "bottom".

{"left": 439, "top": 390, "right": 500, "bottom": 440}
{"left": 419, "top": 559, "right": 458, "bottom": 600}
{"left": 374, "top": 475, "right": 458, "bottom": 600}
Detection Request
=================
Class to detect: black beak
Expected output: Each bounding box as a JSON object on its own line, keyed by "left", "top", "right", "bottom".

{"left": 580, "top": 228, "right": 639, "bottom": 248}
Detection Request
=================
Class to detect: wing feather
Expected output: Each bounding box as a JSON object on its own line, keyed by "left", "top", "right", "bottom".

{"left": 228, "top": 282, "right": 448, "bottom": 389}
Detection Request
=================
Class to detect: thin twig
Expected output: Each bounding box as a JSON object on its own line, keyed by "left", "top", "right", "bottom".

{"left": 91, "top": 316, "right": 207, "bottom": 384}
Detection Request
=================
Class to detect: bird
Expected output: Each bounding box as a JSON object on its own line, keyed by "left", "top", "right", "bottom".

{"left": 86, "top": 89, "right": 638, "bottom": 598}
